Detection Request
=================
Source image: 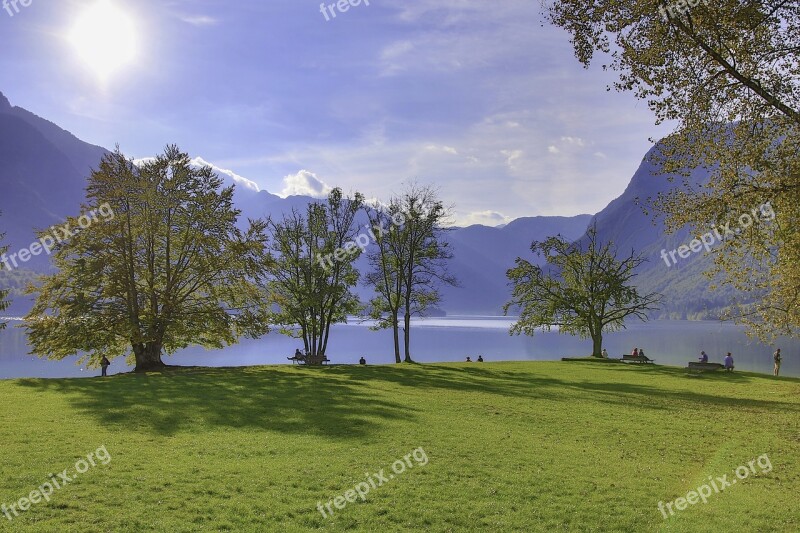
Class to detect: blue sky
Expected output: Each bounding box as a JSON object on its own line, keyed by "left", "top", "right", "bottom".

{"left": 1, "top": 0, "right": 670, "bottom": 225}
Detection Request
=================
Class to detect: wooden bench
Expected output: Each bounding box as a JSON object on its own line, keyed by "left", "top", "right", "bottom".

{"left": 621, "top": 354, "right": 654, "bottom": 364}
{"left": 687, "top": 362, "right": 724, "bottom": 372}
{"left": 303, "top": 355, "right": 330, "bottom": 366}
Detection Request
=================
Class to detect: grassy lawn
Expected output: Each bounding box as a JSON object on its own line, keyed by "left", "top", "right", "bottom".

{"left": 0, "top": 361, "right": 798, "bottom": 532}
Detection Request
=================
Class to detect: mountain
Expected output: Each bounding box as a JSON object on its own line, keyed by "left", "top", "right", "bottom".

{"left": 441, "top": 216, "right": 592, "bottom": 314}
{"left": 0, "top": 91, "right": 108, "bottom": 264}
{"left": 587, "top": 145, "right": 737, "bottom": 319}
{"left": 0, "top": 91, "right": 725, "bottom": 318}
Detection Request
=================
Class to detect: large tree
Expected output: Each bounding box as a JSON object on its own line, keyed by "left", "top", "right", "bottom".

{"left": 545, "top": 1, "right": 800, "bottom": 338}
{"left": 265, "top": 188, "right": 364, "bottom": 357}
{"left": 365, "top": 185, "right": 456, "bottom": 363}
{"left": 505, "top": 225, "right": 661, "bottom": 357}
{"left": 26, "top": 146, "right": 270, "bottom": 372}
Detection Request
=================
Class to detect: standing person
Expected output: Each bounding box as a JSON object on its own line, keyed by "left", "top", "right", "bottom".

{"left": 724, "top": 353, "right": 734, "bottom": 372}
{"left": 100, "top": 356, "right": 110, "bottom": 377}
{"left": 773, "top": 348, "right": 782, "bottom": 376}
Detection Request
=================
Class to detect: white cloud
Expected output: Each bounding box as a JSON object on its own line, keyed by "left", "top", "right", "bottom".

{"left": 501, "top": 149, "right": 523, "bottom": 170}
{"left": 547, "top": 146, "right": 559, "bottom": 154}
{"left": 279, "top": 170, "right": 333, "bottom": 198}
{"left": 425, "top": 144, "right": 459, "bottom": 155}
{"left": 459, "top": 210, "right": 511, "bottom": 227}
{"left": 180, "top": 15, "right": 218, "bottom": 27}
{"left": 560, "top": 136, "right": 586, "bottom": 147}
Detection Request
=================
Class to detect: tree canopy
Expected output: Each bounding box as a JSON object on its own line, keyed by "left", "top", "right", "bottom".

{"left": 545, "top": 1, "right": 800, "bottom": 339}
{"left": 364, "top": 184, "right": 456, "bottom": 363}
{"left": 25, "top": 146, "right": 270, "bottom": 371}
{"left": 264, "top": 188, "right": 364, "bottom": 357}
{"left": 506, "top": 224, "right": 661, "bottom": 356}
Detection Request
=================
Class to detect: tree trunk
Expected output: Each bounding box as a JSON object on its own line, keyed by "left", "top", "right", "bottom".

{"left": 403, "top": 311, "right": 413, "bottom": 363}
{"left": 592, "top": 334, "right": 603, "bottom": 358}
{"left": 133, "top": 341, "right": 165, "bottom": 372}
{"left": 392, "top": 314, "right": 401, "bottom": 364}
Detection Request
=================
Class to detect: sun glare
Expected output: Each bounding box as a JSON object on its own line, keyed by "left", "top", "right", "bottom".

{"left": 69, "top": 1, "right": 137, "bottom": 81}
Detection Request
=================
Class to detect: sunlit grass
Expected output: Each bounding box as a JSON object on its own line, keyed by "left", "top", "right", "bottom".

{"left": 0, "top": 362, "right": 797, "bottom": 531}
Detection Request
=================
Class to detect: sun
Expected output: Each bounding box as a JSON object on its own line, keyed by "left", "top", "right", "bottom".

{"left": 69, "top": 1, "right": 137, "bottom": 81}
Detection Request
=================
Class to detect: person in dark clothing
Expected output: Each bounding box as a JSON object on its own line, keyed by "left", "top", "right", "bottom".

{"left": 100, "top": 356, "right": 110, "bottom": 377}
{"left": 477, "top": 355, "right": 484, "bottom": 362}
{"left": 359, "top": 357, "right": 366, "bottom": 365}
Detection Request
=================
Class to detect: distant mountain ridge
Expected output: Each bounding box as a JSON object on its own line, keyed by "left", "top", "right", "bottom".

{"left": 0, "top": 90, "right": 725, "bottom": 317}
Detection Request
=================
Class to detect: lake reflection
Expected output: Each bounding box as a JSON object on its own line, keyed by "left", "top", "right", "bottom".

{"left": 0, "top": 317, "right": 797, "bottom": 379}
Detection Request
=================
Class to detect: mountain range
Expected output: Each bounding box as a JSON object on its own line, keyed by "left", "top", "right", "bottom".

{"left": 0, "top": 90, "right": 726, "bottom": 318}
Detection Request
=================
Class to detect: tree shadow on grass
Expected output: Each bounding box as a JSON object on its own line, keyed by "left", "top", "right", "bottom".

{"left": 14, "top": 363, "right": 798, "bottom": 438}
{"left": 14, "top": 366, "right": 419, "bottom": 439}
{"left": 327, "top": 363, "right": 800, "bottom": 414}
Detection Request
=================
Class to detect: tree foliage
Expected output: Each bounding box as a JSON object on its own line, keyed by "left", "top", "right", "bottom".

{"left": 364, "top": 184, "right": 457, "bottom": 363}
{"left": 264, "top": 188, "right": 364, "bottom": 357}
{"left": 505, "top": 224, "right": 661, "bottom": 356}
{"left": 545, "top": 0, "right": 800, "bottom": 338}
{"left": 25, "top": 146, "right": 270, "bottom": 371}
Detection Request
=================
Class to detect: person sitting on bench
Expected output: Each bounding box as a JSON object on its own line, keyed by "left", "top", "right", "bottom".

{"left": 288, "top": 349, "right": 305, "bottom": 363}
{"left": 699, "top": 351, "right": 709, "bottom": 363}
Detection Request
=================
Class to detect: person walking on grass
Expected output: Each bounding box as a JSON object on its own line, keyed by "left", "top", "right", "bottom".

{"left": 100, "top": 356, "right": 110, "bottom": 377}
{"left": 773, "top": 348, "right": 782, "bottom": 376}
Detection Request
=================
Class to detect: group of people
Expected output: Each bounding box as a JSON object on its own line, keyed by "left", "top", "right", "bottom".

{"left": 697, "top": 348, "right": 783, "bottom": 375}
{"left": 465, "top": 356, "right": 484, "bottom": 363}
{"left": 698, "top": 350, "right": 735, "bottom": 372}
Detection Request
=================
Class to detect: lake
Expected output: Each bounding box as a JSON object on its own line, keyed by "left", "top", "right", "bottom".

{"left": 0, "top": 317, "right": 797, "bottom": 379}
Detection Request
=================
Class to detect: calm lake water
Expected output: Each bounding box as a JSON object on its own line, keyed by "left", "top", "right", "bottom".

{"left": 0, "top": 317, "right": 797, "bottom": 379}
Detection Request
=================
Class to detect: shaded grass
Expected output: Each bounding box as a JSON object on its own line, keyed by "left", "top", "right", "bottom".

{"left": 0, "top": 361, "right": 798, "bottom": 532}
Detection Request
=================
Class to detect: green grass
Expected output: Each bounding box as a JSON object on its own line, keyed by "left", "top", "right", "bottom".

{"left": 0, "top": 362, "right": 798, "bottom": 532}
